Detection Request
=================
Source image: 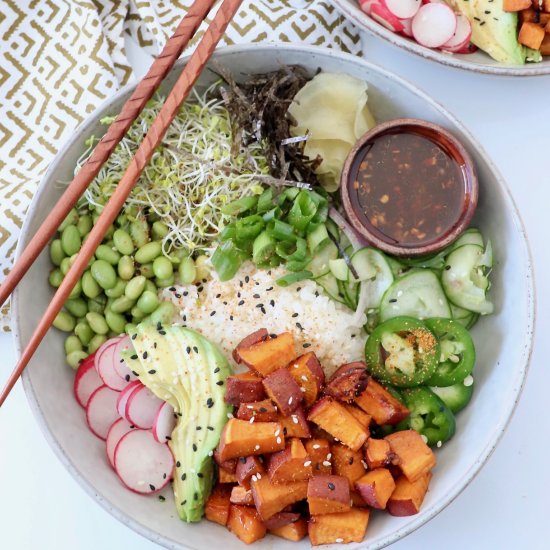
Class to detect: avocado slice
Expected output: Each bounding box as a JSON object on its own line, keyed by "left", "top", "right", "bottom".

{"left": 446, "top": 0, "right": 542, "bottom": 64}
{"left": 123, "top": 324, "right": 233, "bottom": 522}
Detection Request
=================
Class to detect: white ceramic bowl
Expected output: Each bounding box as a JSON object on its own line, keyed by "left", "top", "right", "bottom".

{"left": 13, "top": 44, "right": 534, "bottom": 549}
{"left": 329, "top": 0, "right": 550, "bottom": 76}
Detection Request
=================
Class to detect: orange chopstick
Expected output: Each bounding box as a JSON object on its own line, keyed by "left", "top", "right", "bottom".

{"left": 0, "top": 0, "right": 244, "bottom": 407}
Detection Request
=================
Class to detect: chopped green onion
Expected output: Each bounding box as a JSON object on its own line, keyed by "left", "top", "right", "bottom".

{"left": 276, "top": 270, "right": 313, "bottom": 287}
{"left": 288, "top": 190, "right": 318, "bottom": 232}
{"left": 277, "top": 187, "right": 300, "bottom": 206}
{"left": 262, "top": 207, "right": 281, "bottom": 223}
{"left": 268, "top": 220, "right": 297, "bottom": 242}
{"left": 252, "top": 231, "right": 276, "bottom": 264}
{"left": 257, "top": 188, "right": 274, "bottom": 213}
{"left": 307, "top": 223, "right": 329, "bottom": 254}
{"left": 221, "top": 196, "right": 258, "bottom": 216}
{"left": 235, "top": 215, "right": 264, "bottom": 242}
{"left": 211, "top": 241, "right": 247, "bottom": 281}
{"left": 219, "top": 223, "right": 236, "bottom": 241}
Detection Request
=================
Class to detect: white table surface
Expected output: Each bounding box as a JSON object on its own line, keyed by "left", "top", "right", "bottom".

{"left": 1, "top": 34, "right": 548, "bottom": 550}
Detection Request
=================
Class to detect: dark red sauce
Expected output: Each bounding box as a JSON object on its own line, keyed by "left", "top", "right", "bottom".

{"left": 348, "top": 129, "right": 469, "bottom": 248}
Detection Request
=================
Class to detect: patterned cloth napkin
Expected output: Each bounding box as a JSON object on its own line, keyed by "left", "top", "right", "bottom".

{"left": 0, "top": 0, "right": 361, "bottom": 331}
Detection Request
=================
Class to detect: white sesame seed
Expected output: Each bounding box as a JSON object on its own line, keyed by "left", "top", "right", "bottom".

{"left": 326, "top": 453, "right": 332, "bottom": 460}
{"left": 227, "top": 412, "right": 234, "bottom": 419}
{"left": 436, "top": 441, "right": 442, "bottom": 448}
{"left": 247, "top": 405, "right": 254, "bottom": 409}
{"left": 256, "top": 473, "right": 262, "bottom": 479}
{"left": 255, "top": 444, "right": 260, "bottom": 451}
{"left": 361, "top": 460, "right": 368, "bottom": 469}
{"left": 251, "top": 475, "right": 257, "bottom": 482}
{"left": 208, "top": 450, "right": 213, "bottom": 457}
{"left": 301, "top": 375, "right": 308, "bottom": 382}
{"left": 313, "top": 444, "right": 320, "bottom": 449}
{"left": 463, "top": 374, "right": 474, "bottom": 387}
{"left": 292, "top": 415, "right": 299, "bottom": 424}
{"left": 300, "top": 387, "right": 306, "bottom": 393}
{"left": 420, "top": 434, "right": 429, "bottom": 444}
{"left": 303, "top": 461, "right": 312, "bottom": 467}
{"left": 288, "top": 396, "right": 293, "bottom": 405}
{"left": 274, "top": 429, "right": 280, "bottom": 437}
{"left": 276, "top": 437, "right": 282, "bottom": 444}
{"left": 322, "top": 461, "right": 331, "bottom": 467}
{"left": 335, "top": 538, "right": 344, "bottom": 543}
{"left": 293, "top": 364, "right": 299, "bottom": 369}
{"left": 249, "top": 416, "right": 255, "bottom": 423}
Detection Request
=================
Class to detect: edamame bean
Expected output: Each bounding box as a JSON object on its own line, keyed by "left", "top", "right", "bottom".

{"left": 152, "top": 221, "right": 169, "bottom": 240}
{"left": 113, "top": 229, "right": 134, "bottom": 256}
{"left": 118, "top": 255, "right": 135, "bottom": 280}
{"left": 75, "top": 321, "right": 93, "bottom": 345}
{"left": 125, "top": 323, "right": 138, "bottom": 334}
{"left": 138, "top": 263, "right": 155, "bottom": 279}
{"left": 95, "top": 244, "right": 121, "bottom": 265}
{"left": 105, "top": 310, "right": 126, "bottom": 334}
{"left": 49, "top": 269, "right": 63, "bottom": 288}
{"left": 61, "top": 224, "right": 81, "bottom": 256}
{"left": 77, "top": 214, "right": 93, "bottom": 237}
{"left": 104, "top": 224, "right": 115, "bottom": 239}
{"left": 178, "top": 257, "right": 196, "bottom": 284}
{"left": 68, "top": 279, "right": 82, "bottom": 299}
{"left": 58, "top": 208, "right": 79, "bottom": 232}
{"left": 137, "top": 290, "right": 159, "bottom": 314}
{"left": 64, "top": 297, "right": 88, "bottom": 318}
{"left": 131, "top": 305, "right": 147, "bottom": 321}
{"left": 88, "top": 334, "right": 107, "bottom": 354}
{"left": 130, "top": 217, "right": 149, "bottom": 248}
{"left": 116, "top": 213, "right": 128, "bottom": 227}
{"left": 110, "top": 295, "right": 136, "bottom": 313}
{"left": 86, "top": 311, "right": 109, "bottom": 335}
{"left": 66, "top": 350, "right": 88, "bottom": 369}
{"left": 60, "top": 257, "right": 72, "bottom": 276}
{"left": 125, "top": 275, "right": 146, "bottom": 300}
{"left": 155, "top": 275, "right": 175, "bottom": 288}
{"left": 135, "top": 241, "right": 162, "bottom": 264}
{"left": 150, "top": 301, "right": 177, "bottom": 325}
{"left": 144, "top": 280, "right": 157, "bottom": 294}
{"left": 91, "top": 259, "right": 117, "bottom": 290}
{"left": 64, "top": 335, "right": 83, "bottom": 355}
{"left": 105, "top": 279, "right": 127, "bottom": 298}
{"left": 87, "top": 295, "right": 107, "bottom": 314}
{"left": 195, "top": 255, "right": 210, "bottom": 282}
{"left": 82, "top": 270, "right": 101, "bottom": 299}
{"left": 152, "top": 256, "right": 173, "bottom": 280}
{"left": 50, "top": 239, "right": 65, "bottom": 266}
{"left": 53, "top": 311, "right": 76, "bottom": 332}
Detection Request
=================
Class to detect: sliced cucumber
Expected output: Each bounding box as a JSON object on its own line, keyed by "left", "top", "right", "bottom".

{"left": 307, "top": 240, "right": 338, "bottom": 279}
{"left": 316, "top": 272, "right": 345, "bottom": 304}
{"left": 387, "top": 256, "right": 409, "bottom": 278}
{"left": 450, "top": 304, "right": 477, "bottom": 328}
{"left": 451, "top": 228, "right": 483, "bottom": 250}
{"left": 441, "top": 244, "right": 493, "bottom": 315}
{"left": 380, "top": 270, "right": 451, "bottom": 322}
{"left": 329, "top": 258, "right": 350, "bottom": 281}
{"left": 348, "top": 248, "right": 377, "bottom": 282}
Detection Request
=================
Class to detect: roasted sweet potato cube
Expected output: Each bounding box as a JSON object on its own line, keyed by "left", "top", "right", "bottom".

{"left": 365, "top": 437, "right": 393, "bottom": 469}
{"left": 263, "top": 368, "right": 302, "bottom": 416}
{"left": 250, "top": 476, "right": 308, "bottom": 520}
{"left": 504, "top": 0, "right": 532, "bottom": 11}
{"left": 233, "top": 328, "right": 269, "bottom": 363}
{"left": 308, "top": 508, "right": 370, "bottom": 546}
{"left": 305, "top": 438, "right": 333, "bottom": 475}
{"left": 230, "top": 485, "right": 255, "bottom": 506}
{"left": 342, "top": 403, "right": 372, "bottom": 430}
{"left": 387, "top": 472, "right": 432, "bottom": 516}
{"left": 544, "top": 0, "right": 550, "bottom": 10}
{"left": 279, "top": 406, "right": 311, "bottom": 439}
{"left": 217, "top": 419, "right": 285, "bottom": 462}
{"left": 263, "top": 511, "right": 301, "bottom": 530}
{"left": 227, "top": 505, "right": 267, "bottom": 544}
{"left": 541, "top": 34, "right": 550, "bottom": 55}
{"left": 236, "top": 455, "right": 265, "bottom": 489}
{"left": 355, "top": 379, "right": 410, "bottom": 425}
{"left": 270, "top": 517, "right": 308, "bottom": 541}
{"left": 236, "top": 399, "right": 278, "bottom": 422}
{"left": 224, "top": 372, "right": 265, "bottom": 406}
{"left": 331, "top": 444, "right": 367, "bottom": 489}
{"left": 307, "top": 474, "right": 350, "bottom": 515}
{"left": 324, "top": 362, "right": 369, "bottom": 403}
{"left": 267, "top": 438, "right": 313, "bottom": 484}
{"left": 308, "top": 397, "right": 368, "bottom": 451}
{"left": 205, "top": 484, "right": 232, "bottom": 526}
{"left": 350, "top": 491, "right": 368, "bottom": 508}
{"left": 385, "top": 430, "right": 436, "bottom": 482}
{"left": 519, "top": 21, "right": 546, "bottom": 49}
{"left": 355, "top": 468, "right": 396, "bottom": 509}
{"left": 218, "top": 469, "right": 238, "bottom": 484}
{"left": 520, "top": 7, "right": 538, "bottom": 22}
{"left": 236, "top": 332, "right": 296, "bottom": 377}
{"left": 287, "top": 352, "right": 325, "bottom": 407}
{"left": 214, "top": 448, "right": 238, "bottom": 474}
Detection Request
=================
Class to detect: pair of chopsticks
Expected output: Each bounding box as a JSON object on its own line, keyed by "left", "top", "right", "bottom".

{"left": 0, "top": 0, "right": 244, "bottom": 407}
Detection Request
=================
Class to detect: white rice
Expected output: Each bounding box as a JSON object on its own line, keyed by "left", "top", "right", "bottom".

{"left": 161, "top": 263, "right": 367, "bottom": 377}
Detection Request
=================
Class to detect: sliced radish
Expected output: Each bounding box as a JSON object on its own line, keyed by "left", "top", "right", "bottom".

{"left": 113, "top": 335, "right": 139, "bottom": 384}
{"left": 86, "top": 385, "right": 120, "bottom": 440}
{"left": 400, "top": 17, "right": 413, "bottom": 37}
{"left": 116, "top": 380, "right": 143, "bottom": 419}
{"left": 383, "top": 0, "right": 420, "bottom": 20}
{"left": 74, "top": 354, "right": 102, "bottom": 408}
{"left": 95, "top": 338, "right": 126, "bottom": 391}
{"left": 370, "top": 2, "right": 405, "bottom": 32}
{"left": 106, "top": 418, "right": 136, "bottom": 468}
{"left": 441, "top": 14, "right": 472, "bottom": 52}
{"left": 412, "top": 3, "right": 456, "bottom": 48}
{"left": 114, "top": 429, "right": 174, "bottom": 494}
{"left": 126, "top": 385, "right": 164, "bottom": 430}
{"left": 152, "top": 402, "right": 177, "bottom": 443}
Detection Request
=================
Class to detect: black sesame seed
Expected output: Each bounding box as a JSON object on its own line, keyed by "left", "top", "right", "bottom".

{"left": 214, "top": 367, "right": 220, "bottom": 373}
{"left": 283, "top": 427, "right": 288, "bottom": 436}
{"left": 163, "top": 473, "right": 167, "bottom": 479}
{"left": 176, "top": 461, "right": 181, "bottom": 468}
{"left": 159, "top": 495, "right": 165, "bottom": 501}
{"left": 210, "top": 311, "right": 216, "bottom": 317}
{"left": 303, "top": 343, "right": 311, "bottom": 348}
{"left": 269, "top": 299, "right": 275, "bottom": 307}
{"left": 270, "top": 333, "right": 277, "bottom": 339}
{"left": 239, "top": 280, "right": 243, "bottom": 288}
{"left": 131, "top": 333, "right": 137, "bottom": 340}
{"left": 207, "top": 426, "right": 214, "bottom": 431}
{"left": 328, "top": 482, "right": 335, "bottom": 491}
{"left": 182, "top": 473, "right": 187, "bottom": 481}
{"left": 159, "top": 330, "right": 166, "bottom": 335}
{"left": 389, "top": 299, "right": 397, "bottom": 303}
{"left": 348, "top": 457, "right": 354, "bottom": 465}
{"left": 183, "top": 291, "right": 189, "bottom": 297}
{"left": 260, "top": 307, "right": 266, "bottom": 314}
{"left": 315, "top": 464, "right": 320, "bottom": 471}
{"left": 239, "top": 457, "right": 247, "bottom": 463}
{"left": 142, "top": 351, "right": 148, "bottom": 359}
{"left": 266, "top": 286, "right": 273, "bottom": 291}
{"left": 245, "top": 276, "right": 250, "bottom": 283}
{"left": 186, "top": 346, "right": 191, "bottom": 354}
{"left": 193, "top": 346, "right": 198, "bottom": 353}
{"left": 182, "top": 314, "right": 187, "bottom": 322}
{"left": 153, "top": 342, "right": 157, "bottom": 349}
{"left": 202, "top": 278, "right": 207, "bottom": 283}
{"left": 223, "top": 301, "right": 228, "bottom": 305}
{"left": 196, "top": 426, "right": 202, "bottom": 430}
{"left": 259, "top": 407, "right": 268, "bottom": 413}
{"left": 230, "top": 315, "right": 234, "bottom": 321}
{"left": 253, "top": 293, "right": 260, "bottom": 299}
{"left": 292, "top": 313, "right": 299, "bottom": 318}
{"left": 181, "top": 500, "right": 187, "bottom": 506}
{"left": 125, "top": 374, "right": 130, "bottom": 382}
{"left": 156, "top": 322, "right": 163, "bottom": 331}
{"left": 216, "top": 293, "right": 221, "bottom": 298}
{"left": 315, "top": 291, "right": 319, "bottom": 297}
{"left": 296, "top": 322, "right": 303, "bottom": 331}
{"left": 174, "top": 293, "right": 181, "bottom": 299}
{"left": 194, "top": 492, "right": 198, "bottom": 501}
{"left": 445, "top": 265, "right": 451, "bottom": 270}
{"left": 131, "top": 354, "right": 138, "bottom": 360}
{"left": 206, "top": 398, "right": 214, "bottom": 408}
{"left": 169, "top": 287, "right": 176, "bottom": 292}
{"left": 193, "top": 443, "right": 197, "bottom": 452}
{"left": 149, "top": 484, "right": 156, "bottom": 491}
{"left": 148, "top": 369, "right": 156, "bottom": 375}
{"left": 165, "top": 436, "right": 171, "bottom": 441}
{"left": 197, "top": 472, "right": 204, "bottom": 478}
{"left": 238, "top": 300, "right": 244, "bottom": 306}
{"left": 132, "top": 371, "right": 139, "bottom": 377}
{"left": 216, "top": 381, "right": 224, "bottom": 386}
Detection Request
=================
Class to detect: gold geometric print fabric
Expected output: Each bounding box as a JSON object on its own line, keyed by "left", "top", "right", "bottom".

{"left": 0, "top": 0, "right": 360, "bottom": 331}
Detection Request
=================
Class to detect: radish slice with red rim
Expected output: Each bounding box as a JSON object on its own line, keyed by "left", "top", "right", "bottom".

{"left": 412, "top": 3, "right": 457, "bottom": 48}
{"left": 86, "top": 385, "right": 120, "bottom": 440}
{"left": 152, "top": 401, "right": 177, "bottom": 443}
{"left": 106, "top": 418, "right": 136, "bottom": 468}
{"left": 113, "top": 335, "right": 139, "bottom": 384}
{"left": 359, "top": 0, "right": 375, "bottom": 14}
{"left": 441, "top": 14, "right": 472, "bottom": 52}
{"left": 95, "top": 337, "right": 126, "bottom": 391}
{"left": 114, "top": 430, "right": 174, "bottom": 494}
{"left": 125, "top": 385, "right": 164, "bottom": 430}
{"left": 400, "top": 17, "right": 413, "bottom": 37}
{"left": 74, "top": 354, "right": 102, "bottom": 408}
{"left": 383, "top": 0, "right": 421, "bottom": 20}
{"left": 370, "top": 2, "right": 405, "bottom": 32}
{"left": 116, "top": 380, "right": 143, "bottom": 419}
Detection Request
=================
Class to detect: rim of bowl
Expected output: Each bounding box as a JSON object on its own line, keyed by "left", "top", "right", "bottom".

{"left": 340, "top": 118, "right": 478, "bottom": 257}
{"left": 329, "top": 0, "right": 550, "bottom": 77}
{"left": 12, "top": 43, "right": 536, "bottom": 550}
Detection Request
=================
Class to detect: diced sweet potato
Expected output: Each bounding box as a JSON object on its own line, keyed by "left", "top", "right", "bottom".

{"left": 305, "top": 439, "right": 333, "bottom": 475}
{"left": 355, "top": 468, "right": 396, "bottom": 509}
{"left": 350, "top": 491, "right": 368, "bottom": 507}
{"left": 263, "top": 368, "right": 302, "bottom": 416}
{"left": 355, "top": 379, "right": 410, "bottom": 425}
{"left": 541, "top": 34, "right": 550, "bottom": 55}
{"left": 236, "top": 332, "right": 297, "bottom": 377}
{"left": 387, "top": 472, "right": 432, "bottom": 516}
{"left": 270, "top": 517, "right": 308, "bottom": 541}
{"left": 236, "top": 399, "right": 278, "bottom": 422}
{"left": 224, "top": 372, "right": 265, "bottom": 406}
{"left": 214, "top": 448, "right": 238, "bottom": 474}
{"left": 308, "top": 397, "right": 368, "bottom": 451}
{"left": 267, "top": 438, "right": 313, "bottom": 483}
{"left": 232, "top": 328, "right": 269, "bottom": 363}
{"left": 308, "top": 509, "right": 370, "bottom": 546}
{"left": 230, "top": 485, "right": 255, "bottom": 506}
{"left": 219, "top": 469, "right": 238, "bottom": 484}
{"left": 519, "top": 21, "right": 546, "bottom": 49}
{"left": 217, "top": 419, "right": 285, "bottom": 461}
{"left": 385, "top": 430, "right": 436, "bottom": 482}
{"left": 544, "top": 0, "right": 550, "bottom": 10}
{"left": 227, "top": 505, "right": 267, "bottom": 544}
{"left": 503, "top": 0, "right": 532, "bottom": 11}
{"left": 287, "top": 352, "right": 325, "bottom": 407}
{"left": 263, "top": 511, "right": 301, "bottom": 530}
{"left": 541, "top": 12, "right": 550, "bottom": 25}
{"left": 250, "top": 476, "right": 308, "bottom": 520}
{"left": 364, "top": 437, "right": 393, "bottom": 469}
{"left": 520, "top": 7, "right": 538, "bottom": 22}
{"left": 307, "top": 474, "right": 350, "bottom": 515}
{"left": 236, "top": 455, "right": 265, "bottom": 489}
{"left": 205, "top": 484, "right": 232, "bottom": 526}
{"left": 342, "top": 403, "right": 372, "bottom": 430}
{"left": 331, "top": 444, "right": 366, "bottom": 489}
{"left": 324, "top": 362, "right": 369, "bottom": 403}
{"left": 279, "top": 406, "right": 311, "bottom": 439}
